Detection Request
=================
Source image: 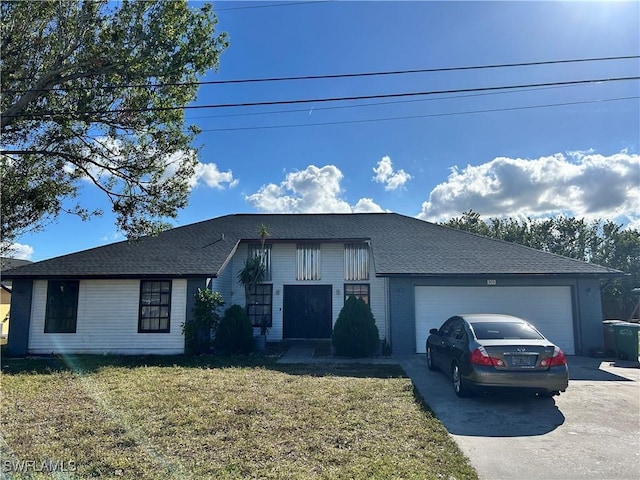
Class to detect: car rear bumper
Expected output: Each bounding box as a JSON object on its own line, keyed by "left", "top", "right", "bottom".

{"left": 464, "top": 365, "right": 569, "bottom": 393}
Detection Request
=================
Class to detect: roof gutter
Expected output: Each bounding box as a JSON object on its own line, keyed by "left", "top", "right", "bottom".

{"left": 376, "top": 271, "right": 625, "bottom": 278}
{"left": 0, "top": 273, "right": 218, "bottom": 280}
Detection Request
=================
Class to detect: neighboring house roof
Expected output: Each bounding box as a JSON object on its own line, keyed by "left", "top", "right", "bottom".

{"left": 1, "top": 258, "right": 32, "bottom": 288}
{"left": 1, "top": 258, "right": 31, "bottom": 271}
{"left": 1, "top": 213, "right": 622, "bottom": 279}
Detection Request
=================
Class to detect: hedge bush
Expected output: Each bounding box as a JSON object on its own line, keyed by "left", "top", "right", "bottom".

{"left": 332, "top": 296, "right": 380, "bottom": 357}
{"left": 213, "top": 304, "right": 254, "bottom": 355}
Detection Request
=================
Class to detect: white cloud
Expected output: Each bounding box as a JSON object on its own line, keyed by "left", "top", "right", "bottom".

{"left": 6, "top": 243, "right": 34, "bottom": 260}
{"left": 352, "top": 198, "right": 386, "bottom": 213}
{"left": 161, "top": 151, "right": 236, "bottom": 190}
{"left": 372, "top": 156, "right": 412, "bottom": 191}
{"left": 100, "top": 232, "right": 124, "bottom": 243}
{"left": 417, "top": 151, "right": 640, "bottom": 228}
{"left": 246, "top": 164, "right": 385, "bottom": 213}
{"left": 191, "top": 162, "right": 238, "bottom": 190}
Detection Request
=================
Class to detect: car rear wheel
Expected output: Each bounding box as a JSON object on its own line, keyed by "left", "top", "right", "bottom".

{"left": 452, "top": 363, "right": 471, "bottom": 397}
{"left": 426, "top": 345, "right": 438, "bottom": 371}
{"left": 538, "top": 391, "right": 559, "bottom": 398}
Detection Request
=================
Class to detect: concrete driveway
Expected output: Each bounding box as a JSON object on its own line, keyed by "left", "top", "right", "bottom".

{"left": 401, "top": 356, "right": 640, "bottom": 480}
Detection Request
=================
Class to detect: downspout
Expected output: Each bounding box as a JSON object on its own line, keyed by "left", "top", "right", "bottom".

{"left": 384, "top": 277, "right": 391, "bottom": 347}
{"left": 573, "top": 279, "right": 584, "bottom": 356}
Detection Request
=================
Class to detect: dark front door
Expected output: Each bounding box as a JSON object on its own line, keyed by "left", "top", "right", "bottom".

{"left": 283, "top": 285, "right": 332, "bottom": 339}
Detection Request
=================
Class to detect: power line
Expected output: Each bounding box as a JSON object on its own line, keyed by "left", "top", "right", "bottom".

{"left": 5, "top": 55, "right": 639, "bottom": 94}
{"left": 196, "top": 96, "right": 640, "bottom": 132}
{"left": 3, "top": 96, "right": 633, "bottom": 144}
{"left": 190, "top": 55, "right": 640, "bottom": 86}
{"left": 184, "top": 84, "right": 580, "bottom": 121}
{"left": 6, "top": 95, "right": 633, "bottom": 142}
{"left": 6, "top": 76, "right": 639, "bottom": 120}
{"left": 216, "top": 1, "right": 331, "bottom": 11}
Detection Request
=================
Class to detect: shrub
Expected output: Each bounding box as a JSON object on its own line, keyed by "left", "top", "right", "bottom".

{"left": 213, "top": 304, "right": 254, "bottom": 355}
{"left": 332, "top": 296, "right": 380, "bottom": 357}
{"left": 183, "top": 289, "right": 224, "bottom": 355}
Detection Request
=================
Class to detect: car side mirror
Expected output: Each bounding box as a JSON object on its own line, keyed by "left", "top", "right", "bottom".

{"left": 429, "top": 328, "right": 439, "bottom": 335}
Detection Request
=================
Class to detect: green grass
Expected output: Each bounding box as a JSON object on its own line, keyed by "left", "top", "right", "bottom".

{"left": 1, "top": 355, "right": 477, "bottom": 480}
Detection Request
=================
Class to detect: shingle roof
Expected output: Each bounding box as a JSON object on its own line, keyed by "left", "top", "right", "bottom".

{"left": 1, "top": 258, "right": 32, "bottom": 287}
{"left": 0, "top": 258, "right": 31, "bottom": 271}
{"left": 1, "top": 213, "right": 621, "bottom": 279}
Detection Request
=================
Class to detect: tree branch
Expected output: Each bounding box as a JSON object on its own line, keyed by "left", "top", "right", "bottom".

{"left": 0, "top": 147, "right": 152, "bottom": 198}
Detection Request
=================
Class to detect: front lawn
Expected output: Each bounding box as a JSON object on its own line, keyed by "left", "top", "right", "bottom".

{"left": 1, "top": 355, "right": 477, "bottom": 479}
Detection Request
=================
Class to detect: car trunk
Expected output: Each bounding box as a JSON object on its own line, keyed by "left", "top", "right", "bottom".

{"left": 481, "top": 341, "right": 557, "bottom": 371}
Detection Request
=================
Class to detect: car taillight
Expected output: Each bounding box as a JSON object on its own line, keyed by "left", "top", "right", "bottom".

{"left": 548, "top": 347, "right": 567, "bottom": 366}
{"left": 470, "top": 347, "right": 503, "bottom": 366}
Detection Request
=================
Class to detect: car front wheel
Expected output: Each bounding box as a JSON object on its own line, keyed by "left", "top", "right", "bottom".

{"left": 426, "top": 345, "right": 438, "bottom": 371}
{"left": 452, "top": 363, "right": 471, "bottom": 398}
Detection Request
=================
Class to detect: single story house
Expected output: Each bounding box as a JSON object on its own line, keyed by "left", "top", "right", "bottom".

{"left": 3, "top": 213, "right": 621, "bottom": 356}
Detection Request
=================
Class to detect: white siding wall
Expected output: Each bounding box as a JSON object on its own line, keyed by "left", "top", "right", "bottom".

{"left": 372, "top": 277, "right": 389, "bottom": 341}
{"left": 228, "top": 243, "right": 388, "bottom": 341}
{"left": 29, "top": 279, "right": 187, "bottom": 354}
{"left": 210, "top": 263, "right": 232, "bottom": 304}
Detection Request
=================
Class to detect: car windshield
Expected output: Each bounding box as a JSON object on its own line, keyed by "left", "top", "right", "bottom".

{"left": 470, "top": 321, "right": 544, "bottom": 340}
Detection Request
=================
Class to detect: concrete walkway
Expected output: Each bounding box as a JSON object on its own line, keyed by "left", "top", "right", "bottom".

{"left": 277, "top": 345, "right": 316, "bottom": 363}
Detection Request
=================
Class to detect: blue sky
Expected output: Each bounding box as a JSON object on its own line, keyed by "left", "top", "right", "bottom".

{"left": 13, "top": 1, "right": 640, "bottom": 261}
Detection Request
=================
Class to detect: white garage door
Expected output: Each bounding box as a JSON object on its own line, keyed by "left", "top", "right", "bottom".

{"left": 415, "top": 286, "right": 575, "bottom": 354}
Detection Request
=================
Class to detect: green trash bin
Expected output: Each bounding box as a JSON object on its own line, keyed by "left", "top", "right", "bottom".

{"left": 613, "top": 322, "right": 640, "bottom": 361}
{"left": 602, "top": 320, "right": 623, "bottom": 357}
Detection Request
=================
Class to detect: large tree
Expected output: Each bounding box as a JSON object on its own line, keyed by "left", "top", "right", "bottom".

{"left": 1, "top": 0, "right": 228, "bottom": 254}
{"left": 442, "top": 210, "right": 640, "bottom": 319}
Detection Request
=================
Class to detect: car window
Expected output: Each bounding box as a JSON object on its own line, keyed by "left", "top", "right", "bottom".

{"left": 451, "top": 320, "right": 465, "bottom": 340}
{"left": 471, "top": 321, "right": 544, "bottom": 340}
{"left": 439, "top": 319, "right": 455, "bottom": 337}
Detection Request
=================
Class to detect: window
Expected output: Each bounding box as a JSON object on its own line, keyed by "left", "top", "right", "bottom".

{"left": 248, "top": 244, "right": 272, "bottom": 281}
{"left": 471, "top": 321, "right": 544, "bottom": 340}
{"left": 139, "top": 280, "right": 171, "bottom": 333}
{"left": 247, "top": 284, "right": 273, "bottom": 328}
{"left": 344, "top": 243, "right": 369, "bottom": 280}
{"left": 439, "top": 319, "right": 455, "bottom": 338}
{"left": 44, "top": 280, "right": 79, "bottom": 333}
{"left": 450, "top": 319, "right": 466, "bottom": 340}
{"left": 345, "top": 284, "right": 370, "bottom": 304}
{"left": 296, "top": 244, "right": 321, "bottom": 280}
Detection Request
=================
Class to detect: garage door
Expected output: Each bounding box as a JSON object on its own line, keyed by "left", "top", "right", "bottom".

{"left": 415, "top": 286, "right": 575, "bottom": 354}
